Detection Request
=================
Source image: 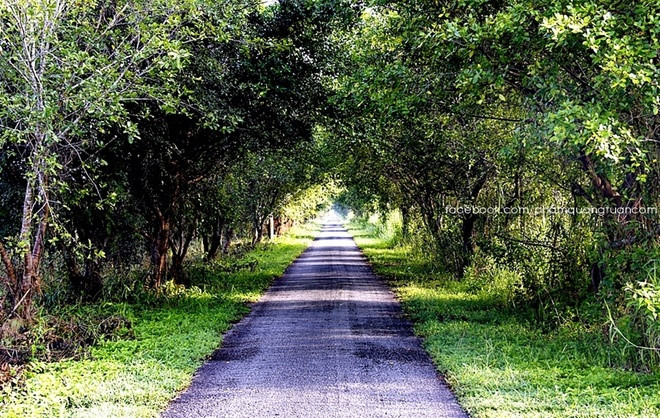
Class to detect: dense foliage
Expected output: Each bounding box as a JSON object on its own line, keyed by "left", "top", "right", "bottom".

{"left": 330, "top": 0, "right": 659, "bottom": 369}
{"left": 0, "top": 0, "right": 350, "bottom": 324}
{"left": 0, "top": 0, "right": 658, "bottom": 411}
{"left": 350, "top": 220, "right": 660, "bottom": 416}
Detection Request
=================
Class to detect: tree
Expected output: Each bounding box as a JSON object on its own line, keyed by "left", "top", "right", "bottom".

{"left": 0, "top": 0, "right": 221, "bottom": 321}
{"left": 332, "top": 0, "right": 658, "bottom": 309}
{"left": 104, "top": 0, "right": 356, "bottom": 286}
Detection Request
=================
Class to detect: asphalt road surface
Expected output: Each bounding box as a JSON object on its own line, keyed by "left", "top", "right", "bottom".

{"left": 163, "top": 218, "right": 467, "bottom": 418}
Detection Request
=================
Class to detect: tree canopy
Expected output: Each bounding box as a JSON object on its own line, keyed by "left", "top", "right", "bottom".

{"left": 0, "top": 0, "right": 658, "bottom": 372}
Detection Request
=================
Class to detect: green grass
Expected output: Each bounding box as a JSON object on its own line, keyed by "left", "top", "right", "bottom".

{"left": 0, "top": 222, "right": 319, "bottom": 417}
{"left": 348, "top": 223, "right": 660, "bottom": 417}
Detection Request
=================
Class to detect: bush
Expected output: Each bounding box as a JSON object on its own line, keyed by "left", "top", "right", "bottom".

{"left": 618, "top": 259, "right": 660, "bottom": 370}
{"left": 463, "top": 250, "right": 524, "bottom": 309}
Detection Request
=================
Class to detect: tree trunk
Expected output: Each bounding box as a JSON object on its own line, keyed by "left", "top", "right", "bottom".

{"left": 13, "top": 173, "right": 49, "bottom": 322}
{"left": 461, "top": 214, "right": 477, "bottom": 255}
{"left": 170, "top": 220, "right": 196, "bottom": 285}
{"left": 268, "top": 214, "right": 275, "bottom": 240}
{"left": 274, "top": 217, "right": 293, "bottom": 236}
{"left": 170, "top": 253, "right": 185, "bottom": 285}
{"left": 222, "top": 227, "right": 234, "bottom": 254}
{"left": 577, "top": 150, "right": 651, "bottom": 293}
{"left": 401, "top": 205, "right": 410, "bottom": 239}
{"left": 16, "top": 270, "right": 35, "bottom": 322}
{"left": 459, "top": 173, "right": 489, "bottom": 276}
{"left": 205, "top": 230, "right": 222, "bottom": 261}
{"left": 459, "top": 214, "right": 477, "bottom": 275}
{"left": 205, "top": 218, "right": 224, "bottom": 261}
{"left": 150, "top": 212, "right": 171, "bottom": 289}
{"left": 252, "top": 214, "right": 264, "bottom": 246}
{"left": 253, "top": 226, "right": 263, "bottom": 245}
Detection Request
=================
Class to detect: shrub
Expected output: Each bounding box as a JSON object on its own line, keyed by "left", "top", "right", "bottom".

{"left": 620, "top": 260, "right": 660, "bottom": 369}
{"left": 463, "top": 250, "right": 524, "bottom": 309}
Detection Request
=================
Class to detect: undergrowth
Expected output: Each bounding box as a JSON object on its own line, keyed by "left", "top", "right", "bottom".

{"left": 0, "top": 222, "right": 318, "bottom": 417}
{"left": 348, "top": 220, "right": 660, "bottom": 417}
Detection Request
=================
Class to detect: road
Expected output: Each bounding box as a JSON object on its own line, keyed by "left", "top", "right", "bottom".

{"left": 163, "top": 219, "right": 466, "bottom": 417}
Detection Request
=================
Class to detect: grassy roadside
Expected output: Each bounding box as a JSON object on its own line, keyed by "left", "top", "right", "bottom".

{"left": 0, "top": 222, "right": 319, "bottom": 417}
{"left": 347, "top": 222, "right": 660, "bottom": 417}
